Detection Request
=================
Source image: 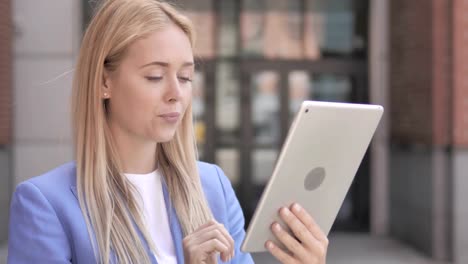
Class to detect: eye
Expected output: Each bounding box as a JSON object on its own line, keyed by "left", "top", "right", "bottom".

{"left": 178, "top": 76, "right": 193, "bottom": 83}
{"left": 145, "top": 76, "right": 163, "bottom": 82}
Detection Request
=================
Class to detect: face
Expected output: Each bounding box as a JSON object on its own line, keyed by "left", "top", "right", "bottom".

{"left": 103, "top": 23, "right": 194, "bottom": 144}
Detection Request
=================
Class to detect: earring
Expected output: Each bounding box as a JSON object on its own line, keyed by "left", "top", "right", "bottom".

{"left": 103, "top": 92, "right": 109, "bottom": 98}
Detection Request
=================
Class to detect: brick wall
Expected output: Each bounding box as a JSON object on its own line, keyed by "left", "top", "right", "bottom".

{"left": 432, "top": 0, "right": 452, "bottom": 147}
{"left": 391, "top": 0, "right": 468, "bottom": 147}
{"left": 390, "top": 0, "right": 433, "bottom": 145}
{"left": 453, "top": 0, "right": 468, "bottom": 147}
{"left": 0, "top": 0, "right": 12, "bottom": 145}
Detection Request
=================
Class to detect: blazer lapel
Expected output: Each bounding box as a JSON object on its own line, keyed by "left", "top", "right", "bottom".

{"left": 162, "top": 180, "right": 185, "bottom": 263}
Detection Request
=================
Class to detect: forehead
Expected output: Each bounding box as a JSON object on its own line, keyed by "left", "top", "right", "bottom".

{"left": 124, "top": 24, "right": 194, "bottom": 66}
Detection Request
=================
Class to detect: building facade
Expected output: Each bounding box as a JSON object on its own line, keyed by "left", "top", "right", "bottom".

{"left": 0, "top": 0, "right": 467, "bottom": 263}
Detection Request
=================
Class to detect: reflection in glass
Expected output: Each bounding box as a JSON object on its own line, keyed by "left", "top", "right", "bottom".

{"left": 174, "top": 0, "right": 216, "bottom": 58}
{"left": 253, "top": 149, "right": 278, "bottom": 184}
{"left": 251, "top": 71, "right": 281, "bottom": 185}
{"left": 263, "top": 0, "right": 302, "bottom": 59}
{"left": 252, "top": 71, "right": 280, "bottom": 146}
{"left": 242, "top": 0, "right": 303, "bottom": 59}
{"left": 192, "top": 72, "right": 205, "bottom": 155}
{"left": 219, "top": 0, "right": 238, "bottom": 56}
{"left": 216, "top": 148, "right": 240, "bottom": 185}
{"left": 289, "top": 71, "right": 311, "bottom": 115}
{"left": 216, "top": 62, "right": 240, "bottom": 143}
{"left": 288, "top": 72, "right": 352, "bottom": 125}
{"left": 241, "top": 0, "right": 356, "bottom": 58}
{"left": 305, "top": 0, "right": 355, "bottom": 54}
{"left": 313, "top": 74, "right": 351, "bottom": 102}
{"left": 241, "top": 0, "right": 264, "bottom": 56}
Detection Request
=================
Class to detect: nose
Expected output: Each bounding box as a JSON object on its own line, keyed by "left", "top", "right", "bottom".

{"left": 165, "top": 75, "right": 183, "bottom": 103}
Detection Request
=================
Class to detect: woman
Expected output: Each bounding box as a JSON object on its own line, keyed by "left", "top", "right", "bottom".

{"left": 7, "top": 0, "right": 329, "bottom": 263}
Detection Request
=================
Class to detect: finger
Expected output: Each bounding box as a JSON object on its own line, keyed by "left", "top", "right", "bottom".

{"left": 186, "top": 225, "right": 227, "bottom": 245}
{"left": 198, "top": 226, "right": 233, "bottom": 260}
{"left": 212, "top": 223, "right": 235, "bottom": 261}
{"left": 186, "top": 219, "right": 218, "bottom": 246}
{"left": 194, "top": 219, "right": 217, "bottom": 233}
{"left": 188, "top": 223, "right": 234, "bottom": 261}
{"left": 183, "top": 220, "right": 217, "bottom": 254}
{"left": 215, "top": 222, "right": 235, "bottom": 259}
{"left": 270, "top": 221, "right": 307, "bottom": 258}
{"left": 199, "top": 238, "right": 230, "bottom": 261}
{"left": 265, "top": 240, "right": 297, "bottom": 264}
{"left": 279, "top": 207, "right": 318, "bottom": 250}
{"left": 290, "top": 203, "right": 329, "bottom": 244}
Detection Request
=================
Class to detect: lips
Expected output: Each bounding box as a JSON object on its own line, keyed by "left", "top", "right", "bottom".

{"left": 158, "top": 112, "right": 180, "bottom": 123}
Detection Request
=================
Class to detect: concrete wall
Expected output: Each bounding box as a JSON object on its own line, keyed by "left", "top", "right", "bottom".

{"left": 0, "top": 149, "right": 11, "bottom": 244}
{"left": 1, "top": 0, "right": 81, "bottom": 244}
{"left": 454, "top": 149, "right": 468, "bottom": 263}
{"left": 390, "top": 145, "right": 455, "bottom": 262}
{"left": 390, "top": 145, "right": 434, "bottom": 255}
{"left": 12, "top": 0, "right": 81, "bottom": 186}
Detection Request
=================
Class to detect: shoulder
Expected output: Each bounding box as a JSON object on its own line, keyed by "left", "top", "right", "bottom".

{"left": 8, "top": 162, "right": 82, "bottom": 263}
{"left": 13, "top": 161, "right": 78, "bottom": 212}
{"left": 17, "top": 161, "right": 77, "bottom": 192}
{"left": 23, "top": 161, "right": 77, "bottom": 188}
{"left": 197, "top": 161, "right": 235, "bottom": 216}
{"left": 197, "top": 161, "right": 232, "bottom": 198}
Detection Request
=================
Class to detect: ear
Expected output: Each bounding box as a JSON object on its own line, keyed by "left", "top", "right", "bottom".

{"left": 101, "top": 69, "right": 112, "bottom": 99}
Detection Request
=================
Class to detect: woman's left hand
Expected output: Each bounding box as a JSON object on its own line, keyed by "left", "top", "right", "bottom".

{"left": 265, "top": 203, "right": 329, "bottom": 264}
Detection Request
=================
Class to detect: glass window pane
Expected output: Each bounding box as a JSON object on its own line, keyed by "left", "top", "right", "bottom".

{"left": 252, "top": 71, "right": 281, "bottom": 185}
{"left": 263, "top": 0, "right": 302, "bottom": 59}
{"left": 241, "top": 0, "right": 303, "bottom": 59}
{"left": 216, "top": 62, "right": 240, "bottom": 144}
{"left": 241, "top": 0, "right": 264, "bottom": 56}
{"left": 305, "top": 0, "right": 355, "bottom": 55}
{"left": 216, "top": 148, "right": 240, "bottom": 185}
{"left": 240, "top": 0, "right": 357, "bottom": 58}
{"left": 252, "top": 71, "right": 280, "bottom": 145}
{"left": 193, "top": 72, "right": 205, "bottom": 155}
{"left": 288, "top": 70, "right": 312, "bottom": 116}
{"left": 288, "top": 72, "right": 353, "bottom": 122}
{"left": 252, "top": 149, "right": 278, "bottom": 185}
{"left": 312, "top": 74, "right": 352, "bottom": 102}
{"left": 219, "top": 1, "right": 239, "bottom": 56}
{"left": 174, "top": 0, "right": 216, "bottom": 58}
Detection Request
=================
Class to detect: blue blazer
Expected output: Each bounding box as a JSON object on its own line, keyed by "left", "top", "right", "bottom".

{"left": 7, "top": 161, "right": 254, "bottom": 264}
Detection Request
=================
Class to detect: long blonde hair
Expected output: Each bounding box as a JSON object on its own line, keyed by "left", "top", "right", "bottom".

{"left": 72, "top": 0, "right": 212, "bottom": 263}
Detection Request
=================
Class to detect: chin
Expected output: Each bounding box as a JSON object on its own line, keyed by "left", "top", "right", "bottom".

{"left": 155, "top": 132, "right": 177, "bottom": 143}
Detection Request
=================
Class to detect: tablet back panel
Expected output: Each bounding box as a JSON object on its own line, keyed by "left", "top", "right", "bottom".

{"left": 241, "top": 101, "right": 383, "bottom": 252}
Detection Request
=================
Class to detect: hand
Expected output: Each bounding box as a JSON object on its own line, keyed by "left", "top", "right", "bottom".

{"left": 265, "top": 203, "right": 329, "bottom": 264}
{"left": 183, "top": 219, "right": 235, "bottom": 264}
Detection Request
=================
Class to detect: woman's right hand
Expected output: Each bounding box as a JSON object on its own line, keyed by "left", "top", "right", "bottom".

{"left": 183, "top": 219, "right": 235, "bottom": 263}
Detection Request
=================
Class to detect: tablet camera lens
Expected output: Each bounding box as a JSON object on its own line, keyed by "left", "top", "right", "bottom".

{"left": 305, "top": 109, "right": 309, "bottom": 113}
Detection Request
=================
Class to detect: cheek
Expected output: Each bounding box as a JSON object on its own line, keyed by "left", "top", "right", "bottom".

{"left": 110, "top": 78, "right": 158, "bottom": 126}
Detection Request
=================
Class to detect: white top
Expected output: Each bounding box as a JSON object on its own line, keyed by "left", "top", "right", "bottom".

{"left": 125, "top": 170, "right": 177, "bottom": 264}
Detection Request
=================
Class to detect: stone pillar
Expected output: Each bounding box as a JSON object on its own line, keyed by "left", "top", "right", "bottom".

{"left": 389, "top": 0, "right": 468, "bottom": 262}
{"left": 452, "top": 0, "right": 468, "bottom": 262}
{"left": 389, "top": 0, "right": 453, "bottom": 261}
{"left": 0, "top": 0, "right": 13, "bottom": 244}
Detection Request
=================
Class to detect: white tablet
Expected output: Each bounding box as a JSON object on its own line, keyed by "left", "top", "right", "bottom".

{"left": 241, "top": 101, "right": 383, "bottom": 252}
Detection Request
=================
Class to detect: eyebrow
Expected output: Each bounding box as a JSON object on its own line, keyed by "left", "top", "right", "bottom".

{"left": 139, "top": 61, "right": 194, "bottom": 69}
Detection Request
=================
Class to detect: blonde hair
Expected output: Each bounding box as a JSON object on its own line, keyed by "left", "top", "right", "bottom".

{"left": 71, "top": 0, "right": 212, "bottom": 263}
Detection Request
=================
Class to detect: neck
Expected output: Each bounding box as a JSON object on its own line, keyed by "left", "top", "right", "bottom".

{"left": 109, "top": 123, "right": 157, "bottom": 174}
